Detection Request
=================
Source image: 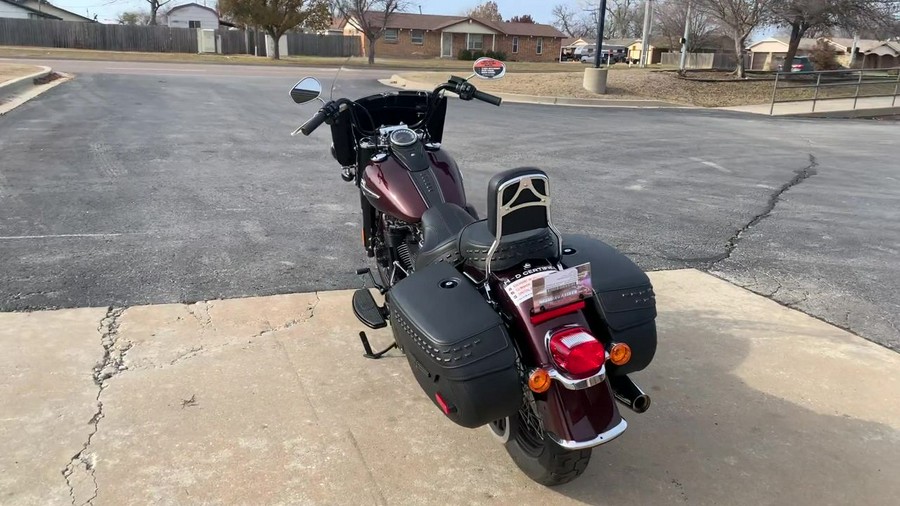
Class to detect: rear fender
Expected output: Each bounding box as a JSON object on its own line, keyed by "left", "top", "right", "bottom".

{"left": 492, "top": 271, "right": 624, "bottom": 447}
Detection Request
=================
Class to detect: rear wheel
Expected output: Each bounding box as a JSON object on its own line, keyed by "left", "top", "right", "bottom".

{"left": 492, "top": 405, "right": 592, "bottom": 486}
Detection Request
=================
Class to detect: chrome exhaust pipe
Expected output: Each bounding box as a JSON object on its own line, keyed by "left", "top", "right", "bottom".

{"left": 610, "top": 375, "right": 651, "bottom": 413}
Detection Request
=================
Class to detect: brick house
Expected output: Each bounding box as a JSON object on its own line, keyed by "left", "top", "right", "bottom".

{"left": 340, "top": 12, "right": 565, "bottom": 62}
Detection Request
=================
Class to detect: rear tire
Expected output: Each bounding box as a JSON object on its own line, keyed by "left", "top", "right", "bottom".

{"left": 501, "top": 407, "right": 592, "bottom": 486}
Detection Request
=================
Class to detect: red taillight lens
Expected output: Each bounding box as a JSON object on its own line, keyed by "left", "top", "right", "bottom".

{"left": 548, "top": 328, "right": 605, "bottom": 379}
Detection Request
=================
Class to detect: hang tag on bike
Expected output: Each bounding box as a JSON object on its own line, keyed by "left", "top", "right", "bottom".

{"left": 473, "top": 57, "right": 507, "bottom": 80}
{"left": 532, "top": 263, "right": 593, "bottom": 313}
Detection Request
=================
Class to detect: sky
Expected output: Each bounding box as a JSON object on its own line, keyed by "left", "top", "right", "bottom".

{"left": 50, "top": 0, "right": 562, "bottom": 25}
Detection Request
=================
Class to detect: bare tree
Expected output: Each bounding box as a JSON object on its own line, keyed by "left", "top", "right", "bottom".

{"left": 118, "top": 10, "right": 152, "bottom": 25}
{"left": 772, "top": 1, "right": 900, "bottom": 72}
{"left": 551, "top": 4, "right": 592, "bottom": 38}
{"left": 220, "top": 0, "right": 331, "bottom": 59}
{"left": 336, "top": 0, "right": 403, "bottom": 64}
{"left": 697, "top": 0, "right": 773, "bottom": 77}
{"left": 605, "top": 0, "right": 644, "bottom": 39}
{"left": 655, "top": 0, "right": 718, "bottom": 52}
{"left": 147, "top": 0, "right": 171, "bottom": 26}
{"left": 467, "top": 1, "right": 503, "bottom": 22}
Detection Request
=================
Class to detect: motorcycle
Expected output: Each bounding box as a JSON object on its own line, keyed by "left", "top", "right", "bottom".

{"left": 289, "top": 58, "right": 657, "bottom": 486}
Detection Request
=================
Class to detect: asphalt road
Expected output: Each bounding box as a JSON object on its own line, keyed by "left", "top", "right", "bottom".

{"left": 1, "top": 60, "right": 898, "bottom": 350}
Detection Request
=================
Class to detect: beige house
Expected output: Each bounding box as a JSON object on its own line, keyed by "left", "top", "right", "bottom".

{"left": 748, "top": 37, "right": 894, "bottom": 70}
{"left": 859, "top": 40, "right": 900, "bottom": 69}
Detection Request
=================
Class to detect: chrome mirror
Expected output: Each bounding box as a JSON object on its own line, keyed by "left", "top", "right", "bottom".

{"left": 290, "top": 77, "right": 322, "bottom": 104}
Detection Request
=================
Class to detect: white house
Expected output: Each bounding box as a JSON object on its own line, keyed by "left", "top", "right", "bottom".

{"left": 17, "top": 0, "right": 94, "bottom": 21}
{"left": 167, "top": 2, "right": 219, "bottom": 30}
{"left": 0, "top": 0, "right": 59, "bottom": 19}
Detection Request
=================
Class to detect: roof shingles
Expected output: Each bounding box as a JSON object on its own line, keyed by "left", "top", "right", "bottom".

{"left": 352, "top": 11, "right": 564, "bottom": 38}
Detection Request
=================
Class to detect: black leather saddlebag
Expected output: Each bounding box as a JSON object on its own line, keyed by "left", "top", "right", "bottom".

{"left": 389, "top": 262, "right": 522, "bottom": 428}
{"left": 560, "top": 235, "right": 657, "bottom": 376}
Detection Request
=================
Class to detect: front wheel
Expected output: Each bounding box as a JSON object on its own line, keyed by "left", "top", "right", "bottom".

{"left": 490, "top": 407, "right": 592, "bottom": 486}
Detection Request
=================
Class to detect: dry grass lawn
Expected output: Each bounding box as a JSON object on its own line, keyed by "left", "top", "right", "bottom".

{"left": 399, "top": 69, "right": 900, "bottom": 107}
{"left": 0, "top": 63, "right": 42, "bottom": 85}
{"left": 0, "top": 46, "right": 584, "bottom": 73}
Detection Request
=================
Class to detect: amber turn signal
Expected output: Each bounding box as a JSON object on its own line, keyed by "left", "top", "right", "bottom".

{"left": 528, "top": 369, "right": 552, "bottom": 393}
{"left": 609, "top": 343, "right": 632, "bottom": 366}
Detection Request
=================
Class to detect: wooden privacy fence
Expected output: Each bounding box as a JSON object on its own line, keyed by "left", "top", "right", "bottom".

{"left": 0, "top": 18, "right": 362, "bottom": 57}
{"left": 0, "top": 18, "right": 196, "bottom": 53}
{"left": 661, "top": 52, "right": 737, "bottom": 69}
{"left": 284, "top": 32, "right": 360, "bottom": 57}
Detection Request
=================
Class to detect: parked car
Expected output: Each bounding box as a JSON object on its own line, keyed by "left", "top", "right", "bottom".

{"left": 580, "top": 51, "right": 624, "bottom": 64}
{"left": 790, "top": 56, "right": 815, "bottom": 72}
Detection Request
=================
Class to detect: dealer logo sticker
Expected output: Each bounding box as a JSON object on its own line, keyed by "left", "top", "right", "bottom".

{"left": 473, "top": 57, "right": 507, "bottom": 80}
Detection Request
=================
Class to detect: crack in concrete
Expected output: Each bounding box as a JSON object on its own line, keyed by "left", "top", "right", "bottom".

{"left": 63, "top": 306, "right": 128, "bottom": 506}
{"left": 186, "top": 301, "right": 213, "bottom": 329}
{"left": 169, "top": 345, "right": 206, "bottom": 366}
{"left": 253, "top": 293, "right": 320, "bottom": 338}
{"left": 667, "top": 154, "right": 819, "bottom": 267}
{"left": 165, "top": 294, "right": 322, "bottom": 367}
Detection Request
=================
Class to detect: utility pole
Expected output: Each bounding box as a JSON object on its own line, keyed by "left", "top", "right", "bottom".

{"left": 593, "top": 0, "right": 608, "bottom": 69}
{"left": 679, "top": 0, "right": 692, "bottom": 72}
{"left": 849, "top": 35, "right": 860, "bottom": 68}
{"left": 639, "top": 0, "right": 654, "bottom": 68}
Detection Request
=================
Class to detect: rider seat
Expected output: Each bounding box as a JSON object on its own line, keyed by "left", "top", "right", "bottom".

{"left": 415, "top": 203, "right": 477, "bottom": 270}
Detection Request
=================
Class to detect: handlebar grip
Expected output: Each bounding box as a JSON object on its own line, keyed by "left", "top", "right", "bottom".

{"left": 300, "top": 109, "right": 328, "bottom": 136}
{"left": 473, "top": 90, "right": 502, "bottom": 106}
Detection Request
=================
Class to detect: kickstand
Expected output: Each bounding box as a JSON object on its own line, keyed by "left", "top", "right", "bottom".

{"left": 359, "top": 331, "right": 397, "bottom": 359}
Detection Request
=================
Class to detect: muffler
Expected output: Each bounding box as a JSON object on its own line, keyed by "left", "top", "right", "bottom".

{"left": 609, "top": 375, "right": 651, "bottom": 413}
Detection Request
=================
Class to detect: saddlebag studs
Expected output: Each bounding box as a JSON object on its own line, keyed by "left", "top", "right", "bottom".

{"left": 389, "top": 262, "right": 522, "bottom": 428}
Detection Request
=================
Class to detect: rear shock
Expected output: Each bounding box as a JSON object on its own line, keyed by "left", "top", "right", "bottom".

{"left": 397, "top": 242, "right": 414, "bottom": 271}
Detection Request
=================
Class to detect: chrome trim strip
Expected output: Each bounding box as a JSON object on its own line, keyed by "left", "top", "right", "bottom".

{"left": 543, "top": 326, "right": 609, "bottom": 390}
{"left": 359, "top": 179, "right": 380, "bottom": 200}
{"left": 547, "top": 418, "right": 628, "bottom": 450}
{"left": 547, "top": 366, "right": 606, "bottom": 390}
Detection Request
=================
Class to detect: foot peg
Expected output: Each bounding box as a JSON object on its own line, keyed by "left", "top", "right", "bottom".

{"left": 352, "top": 288, "right": 387, "bottom": 329}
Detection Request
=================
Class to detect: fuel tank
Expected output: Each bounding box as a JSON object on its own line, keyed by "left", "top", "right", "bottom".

{"left": 361, "top": 148, "right": 467, "bottom": 223}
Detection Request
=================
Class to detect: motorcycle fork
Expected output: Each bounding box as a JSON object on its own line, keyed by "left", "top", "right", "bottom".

{"left": 360, "top": 191, "right": 377, "bottom": 257}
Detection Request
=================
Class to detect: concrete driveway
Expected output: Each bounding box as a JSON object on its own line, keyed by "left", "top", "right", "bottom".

{"left": 2, "top": 270, "right": 897, "bottom": 505}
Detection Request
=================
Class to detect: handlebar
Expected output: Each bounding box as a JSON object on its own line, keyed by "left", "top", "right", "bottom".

{"left": 473, "top": 89, "right": 502, "bottom": 106}
{"left": 297, "top": 77, "right": 501, "bottom": 136}
{"left": 299, "top": 108, "right": 329, "bottom": 136}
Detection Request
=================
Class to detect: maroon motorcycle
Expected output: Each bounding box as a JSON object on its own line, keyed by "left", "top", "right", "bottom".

{"left": 290, "top": 60, "right": 656, "bottom": 486}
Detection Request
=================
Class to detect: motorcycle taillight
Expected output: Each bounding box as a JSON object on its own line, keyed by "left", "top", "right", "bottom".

{"left": 548, "top": 327, "right": 605, "bottom": 379}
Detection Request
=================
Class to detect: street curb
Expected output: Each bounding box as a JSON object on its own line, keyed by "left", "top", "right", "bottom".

{"left": 0, "top": 66, "right": 70, "bottom": 116}
{"left": 0, "top": 65, "right": 51, "bottom": 96}
{"left": 782, "top": 106, "right": 900, "bottom": 118}
{"left": 380, "top": 75, "right": 689, "bottom": 109}
{"left": 715, "top": 104, "right": 900, "bottom": 118}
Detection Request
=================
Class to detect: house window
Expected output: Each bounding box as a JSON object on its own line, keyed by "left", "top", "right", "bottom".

{"left": 536, "top": 37, "right": 543, "bottom": 54}
{"left": 188, "top": 20, "right": 201, "bottom": 28}
{"left": 384, "top": 29, "right": 399, "bottom": 42}
{"left": 512, "top": 36, "right": 519, "bottom": 53}
{"left": 411, "top": 29, "right": 424, "bottom": 45}
{"left": 467, "top": 34, "right": 484, "bottom": 50}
